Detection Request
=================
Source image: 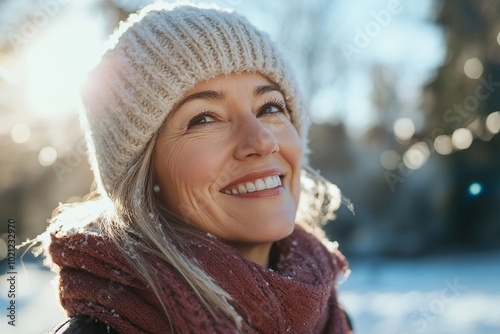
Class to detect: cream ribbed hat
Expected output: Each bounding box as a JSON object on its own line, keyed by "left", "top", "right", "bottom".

{"left": 81, "top": 2, "right": 309, "bottom": 196}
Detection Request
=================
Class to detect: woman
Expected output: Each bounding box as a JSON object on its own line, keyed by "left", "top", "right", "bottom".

{"left": 46, "top": 2, "right": 352, "bottom": 333}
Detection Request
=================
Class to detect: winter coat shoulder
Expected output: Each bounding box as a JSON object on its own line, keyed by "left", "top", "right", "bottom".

{"left": 49, "top": 315, "right": 118, "bottom": 334}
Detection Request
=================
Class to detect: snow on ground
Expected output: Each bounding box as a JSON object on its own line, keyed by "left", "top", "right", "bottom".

{"left": 338, "top": 251, "right": 500, "bottom": 334}
{"left": 1, "top": 251, "right": 499, "bottom": 334}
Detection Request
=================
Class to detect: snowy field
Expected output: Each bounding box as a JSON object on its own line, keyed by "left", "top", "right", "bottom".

{"left": 339, "top": 252, "right": 500, "bottom": 334}
{"left": 1, "top": 252, "right": 499, "bottom": 334}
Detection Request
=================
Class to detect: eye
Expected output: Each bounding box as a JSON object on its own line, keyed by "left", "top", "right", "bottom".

{"left": 187, "top": 111, "right": 217, "bottom": 129}
{"left": 258, "top": 99, "right": 289, "bottom": 118}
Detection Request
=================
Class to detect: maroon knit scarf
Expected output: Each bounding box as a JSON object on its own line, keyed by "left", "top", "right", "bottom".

{"left": 49, "top": 225, "right": 349, "bottom": 333}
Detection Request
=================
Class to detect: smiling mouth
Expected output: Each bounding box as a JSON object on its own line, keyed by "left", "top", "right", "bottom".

{"left": 222, "top": 175, "right": 282, "bottom": 195}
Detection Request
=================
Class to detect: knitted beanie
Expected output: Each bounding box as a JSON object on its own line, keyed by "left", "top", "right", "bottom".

{"left": 80, "top": 2, "right": 309, "bottom": 196}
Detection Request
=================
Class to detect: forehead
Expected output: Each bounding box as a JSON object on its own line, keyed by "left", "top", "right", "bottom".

{"left": 185, "top": 72, "right": 281, "bottom": 96}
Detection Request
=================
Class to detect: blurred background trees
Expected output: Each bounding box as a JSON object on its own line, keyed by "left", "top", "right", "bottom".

{"left": 420, "top": 0, "right": 500, "bottom": 251}
{"left": 1, "top": 0, "right": 499, "bottom": 262}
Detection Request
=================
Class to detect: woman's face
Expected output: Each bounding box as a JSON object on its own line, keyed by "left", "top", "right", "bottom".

{"left": 153, "top": 72, "right": 302, "bottom": 254}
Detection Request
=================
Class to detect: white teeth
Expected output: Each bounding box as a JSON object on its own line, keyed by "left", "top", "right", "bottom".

{"left": 223, "top": 175, "right": 282, "bottom": 194}
{"left": 237, "top": 184, "right": 247, "bottom": 194}
{"left": 246, "top": 182, "right": 256, "bottom": 192}
{"left": 265, "top": 177, "right": 275, "bottom": 188}
{"left": 255, "top": 179, "right": 266, "bottom": 191}
{"left": 274, "top": 175, "right": 281, "bottom": 186}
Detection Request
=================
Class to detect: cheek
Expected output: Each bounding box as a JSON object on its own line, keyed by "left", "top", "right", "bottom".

{"left": 154, "top": 138, "right": 222, "bottom": 212}
{"left": 277, "top": 124, "right": 303, "bottom": 204}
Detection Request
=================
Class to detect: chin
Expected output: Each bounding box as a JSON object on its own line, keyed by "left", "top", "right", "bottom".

{"left": 257, "top": 219, "right": 296, "bottom": 243}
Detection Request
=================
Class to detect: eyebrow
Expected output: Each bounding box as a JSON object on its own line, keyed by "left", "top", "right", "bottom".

{"left": 172, "top": 90, "right": 225, "bottom": 113}
{"left": 171, "top": 84, "right": 283, "bottom": 115}
{"left": 253, "top": 84, "right": 281, "bottom": 96}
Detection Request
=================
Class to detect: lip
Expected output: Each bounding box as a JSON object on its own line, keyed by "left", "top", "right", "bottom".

{"left": 220, "top": 168, "right": 283, "bottom": 192}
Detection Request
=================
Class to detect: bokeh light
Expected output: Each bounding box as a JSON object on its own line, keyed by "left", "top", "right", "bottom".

{"left": 380, "top": 150, "right": 401, "bottom": 170}
{"left": 463, "top": 57, "right": 484, "bottom": 79}
{"left": 468, "top": 182, "right": 482, "bottom": 196}
{"left": 11, "top": 123, "right": 31, "bottom": 143}
{"left": 393, "top": 118, "right": 415, "bottom": 141}
{"left": 403, "top": 142, "right": 430, "bottom": 170}
{"left": 434, "top": 135, "right": 454, "bottom": 155}
{"left": 38, "top": 146, "right": 58, "bottom": 166}
{"left": 451, "top": 128, "right": 473, "bottom": 150}
{"left": 485, "top": 111, "right": 500, "bottom": 134}
{"left": 497, "top": 31, "right": 500, "bottom": 45}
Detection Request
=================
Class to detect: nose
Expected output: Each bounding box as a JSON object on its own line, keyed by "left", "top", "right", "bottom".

{"left": 233, "top": 116, "right": 279, "bottom": 160}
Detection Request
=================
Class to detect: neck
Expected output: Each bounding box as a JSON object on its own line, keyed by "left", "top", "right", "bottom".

{"left": 230, "top": 242, "right": 273, "bottom": 267}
